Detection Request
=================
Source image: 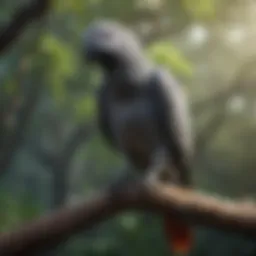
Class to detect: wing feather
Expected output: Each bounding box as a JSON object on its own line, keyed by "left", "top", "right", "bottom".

{"left": 148, "top": 68, "right": 194, "bottom": 185}
{"left": 97, "top": 84, "right": 117, "bottom": 149}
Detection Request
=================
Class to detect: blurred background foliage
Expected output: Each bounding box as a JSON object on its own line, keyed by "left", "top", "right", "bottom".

{"left": 1, "top": 0, "right": 256, "bottom": 255}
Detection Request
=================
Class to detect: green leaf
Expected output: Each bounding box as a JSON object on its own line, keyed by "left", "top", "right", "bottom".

{"left": 39, "top": 33, "right": 78, "bottom": 104}
{"left": 147, "top": 41, "right": 194, "bottom": 78}
{"left": 53, "top": 0, "right": 87, "bottom": 14}
{"left": 74, "top": 95, "right": 96, "bottom": 121}
{"left": 182, "top": 0, "right": 217, "bottom": 20}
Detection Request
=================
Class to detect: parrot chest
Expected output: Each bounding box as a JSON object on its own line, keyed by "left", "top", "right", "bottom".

{"left": 110, "top": 98, "right": 160, "bottom": 168}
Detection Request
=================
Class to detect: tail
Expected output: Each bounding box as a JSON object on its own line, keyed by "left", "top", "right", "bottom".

{"left": 164, "top": 215, "right": 192, "bottom": 255}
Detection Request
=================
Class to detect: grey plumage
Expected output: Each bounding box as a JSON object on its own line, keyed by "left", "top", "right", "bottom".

{"left": 83, "top": 20, "right": 194, "bottom": 186}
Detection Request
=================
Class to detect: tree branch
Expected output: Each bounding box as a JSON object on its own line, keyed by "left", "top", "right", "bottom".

{"left": 28, "top": 124, "right": 91, "bottom": 208}
{"left": 29, "top": 124, "right": 91, "bottom": 169}
{"left": 0, "top": 78, "right": 41, "bottom": 175}
{"left": 192, "top": 58, "right": 256, "bottom": 154}
{"left": 60, "top": 124, "right": 91, "bottom": 165}
{"left": 0, "top": 0, "right": 50, "bottom": 54}
{"left": 195, "top": 110, "right": 226, "bottom": 154}
{"left": 50, "top": 124, "right": 91, "bottom": 208}
{"left": 30, "top": 143, "right": 55, "bottom": 168}
{"left": 192, "top": 57, "right": 256, "bottom": 116}
{"left": 0, "top": 181, "right": 256, "bottom": 255}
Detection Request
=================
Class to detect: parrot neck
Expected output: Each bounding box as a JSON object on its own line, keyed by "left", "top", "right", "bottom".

{"left": 101, "top": 50, "right": 153, "bottom": 100}
{"left": 105, "top": 54, "right": 151, "bottom": 83}
{"left": 105, "top": 63, "right": 151, "bottom": 100}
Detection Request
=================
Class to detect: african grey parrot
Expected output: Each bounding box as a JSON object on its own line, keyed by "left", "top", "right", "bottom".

{"left": 82, "top": 20, "right": 194, "bottom": 255}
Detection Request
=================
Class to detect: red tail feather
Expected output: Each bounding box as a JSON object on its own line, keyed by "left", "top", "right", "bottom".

{"left": 164, "top": 216, "right": 192, "bottom": 255}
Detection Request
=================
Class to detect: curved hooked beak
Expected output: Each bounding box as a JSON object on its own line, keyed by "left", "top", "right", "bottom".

{"left": 82, "top": 47, "right": 97, "bottom": 64}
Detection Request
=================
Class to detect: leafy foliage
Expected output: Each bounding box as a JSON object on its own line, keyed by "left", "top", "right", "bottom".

{"left": 182, "top": 0, "right": 217, "bottom": 20}
{"left": 0, "top": 191, "right": 41, "bottom": 232}
{"left": 40, "top": 33, "right": 78, "bottom": 103}
{"left": 147, "top": 41, "right": 194, "bottom": 78}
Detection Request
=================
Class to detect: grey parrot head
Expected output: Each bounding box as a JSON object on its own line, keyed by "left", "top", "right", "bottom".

{"left": 82, "top": 20, "right": 143, "bottom": 71}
